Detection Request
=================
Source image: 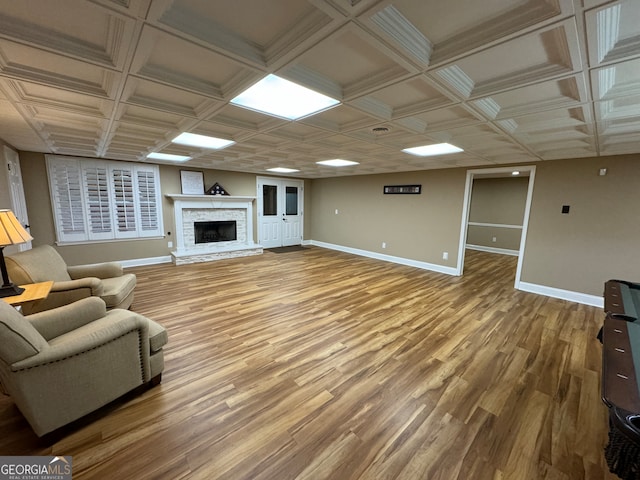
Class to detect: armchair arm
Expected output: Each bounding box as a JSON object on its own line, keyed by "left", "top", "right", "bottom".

{"left": 68, "top": 262, "right": 123, "bottom": 280}
{"left": 13, "top": 311, "right": 149, "bottom": 371}
{"left": 52, "top": 277, "right": 104, "bottom": 296}
{"left": 28, "top": 297, "right": 107, "bottom": 341}
{"left": 20, "top": 278, "right": 105, "bottom": 315}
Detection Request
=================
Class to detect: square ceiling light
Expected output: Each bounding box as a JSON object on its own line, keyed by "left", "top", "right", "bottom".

{"left": 316, "top": 159, "right": 359, "bottom": 167}
{"left": 267, "top": 167, "right": 299, "bottom": 173}
{"left": 147, "top": 152, "right": 191, "bottom": 162}
{"left": 172, "top": 132, "right": 235, "bottom": 149}
{"left": 231, "top": 74, "right": 340, "bottom": 120}
{"left": 402, "top": 143, "right": 463, "bottom": 156}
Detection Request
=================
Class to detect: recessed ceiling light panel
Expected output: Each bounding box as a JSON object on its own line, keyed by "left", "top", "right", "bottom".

{"left": 267, "top": 167, "right": 300, "bottom": 173}
{"left": 146, "top": 152, "right": 191, "bottom": 162}
{"left": 231, "top": 74, "right": 340, "bottom": 120}
{"left": 402, "top": 143, "right": 463, "bottom": 157}
{"left": 172, "top": 132, "right": 235, "bottom": 149}
{"left": 316, "top": 159, "right": 359, "bottom": 167}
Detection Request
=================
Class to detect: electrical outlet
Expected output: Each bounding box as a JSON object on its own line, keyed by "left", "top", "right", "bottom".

{"left": 492, "top": 236, "right": 497, "bottom": 242}
{"left": 167, "top": 241, "right": 173, "bottom": 248}
{"left": 443, "top": 252, "right": 448, "bottom": 260}
{"left": 335, "top": 209, "right": 339, "bottom": 214}
{"left": 382, "top": 242, "right": 386, "bottom": 249}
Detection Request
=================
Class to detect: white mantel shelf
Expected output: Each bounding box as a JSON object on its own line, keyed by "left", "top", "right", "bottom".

{"left": 166, "top": 194, "right": 261, "bottom": 265}
{"left": 165, "top": 194, "right": 256, "bottom": 202}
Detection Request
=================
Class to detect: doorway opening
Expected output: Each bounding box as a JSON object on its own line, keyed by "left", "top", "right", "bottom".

{"left": 456, "top": 165, "right": 536, "bottom": 289}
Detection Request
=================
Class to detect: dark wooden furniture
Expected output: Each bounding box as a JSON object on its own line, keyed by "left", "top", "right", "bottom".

{"left": 602, "top": 317, "right": 640, "bottom": 413}
{"left": 602, "top": 281, "right": 640, "bottom": 479}
{"left": 604, "top": 280, "right": 640, "bottom": 321}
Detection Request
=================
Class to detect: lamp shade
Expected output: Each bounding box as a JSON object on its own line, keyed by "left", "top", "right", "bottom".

{"left": 0, "top": 209, "right": 32, "bottom": 246}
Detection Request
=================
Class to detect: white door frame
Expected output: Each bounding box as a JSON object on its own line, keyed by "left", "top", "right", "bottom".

{"left": 3, "top": 146, "right": 32, "bottom": 251}
{"left": 455, "top": 165, "right": 536, "bottom": 289}
{"left": 256, "top": 176, "right": 304, "bottom": 248}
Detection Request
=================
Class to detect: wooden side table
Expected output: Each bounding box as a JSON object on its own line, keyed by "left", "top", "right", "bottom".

{"left": 1, "top": 281, "right": 54, "bottom": 308}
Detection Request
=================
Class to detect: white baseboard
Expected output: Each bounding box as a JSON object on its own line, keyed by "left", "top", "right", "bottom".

{"left": 119, "top": 245, "right": 604, "bottom": 309}
{"left": 517, "top": 281, "right": 603, "bottom": 308}
{"left": 121, "top": 255, "right": 172, "bottom": 268}
{"left": 465, "top": 244, "right": 519, "bottom": 256}
{"left": 309, "top": 240, "right": 459, "bottom": 276}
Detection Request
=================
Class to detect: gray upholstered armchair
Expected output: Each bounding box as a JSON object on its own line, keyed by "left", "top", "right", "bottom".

{"left": 0, "top": 297, "right": 167, "bottom": 437}
{"left": 6, "top": 245, "right": 136, "bottom": 314}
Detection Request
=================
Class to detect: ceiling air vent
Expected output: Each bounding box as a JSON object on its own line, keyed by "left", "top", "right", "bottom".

{"left": 371, "top": 126, "right": 391, "bottom": 135}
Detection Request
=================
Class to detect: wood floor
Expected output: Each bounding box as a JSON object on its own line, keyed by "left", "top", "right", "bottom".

{"left": 0, "top": 248, "right": 616, "bottom": 479}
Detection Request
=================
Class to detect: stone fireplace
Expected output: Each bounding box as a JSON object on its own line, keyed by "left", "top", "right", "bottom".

{"left": 166, "top": 194, "right": 263, "bottom": 265}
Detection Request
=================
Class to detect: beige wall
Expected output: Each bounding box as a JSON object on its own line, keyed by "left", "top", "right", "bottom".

{"left": 309, "top": 169, "right": 467, "bottom": 267}
{"left": 466, "top": 177, "right": 528, "bottom": 251}
{"left": 18, "top": 152, "right": 306, "bottom": 265}
{"left": 311, "top": 154, "right": 639, "bottom": 297}
{"left": 469, "top": 177, "right": 528, "bottom": 224}
{"left": 521, "top": 154, "right": 640, "bottom": 296}
{"left": 466, "top": 225, "right": 523, "bottom": 251}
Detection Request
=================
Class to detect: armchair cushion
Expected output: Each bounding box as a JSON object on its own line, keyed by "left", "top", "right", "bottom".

{"left": 5, "top": 245, "right": 71, "bottom": 283}
{"left": 100, "top": 275, "right": 137, "bottom": 308}
{"left": 28, "top": 297, "right": 107, "bottom": 341}
{"left": 0, "top": 301, "right": 48, "bottom": 364}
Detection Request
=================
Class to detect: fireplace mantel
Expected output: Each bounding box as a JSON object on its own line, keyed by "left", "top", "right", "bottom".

{"left": 166, "top": 194, "right": 262, "bottom": 264}
{"left": 166, "top": 194, "right": 256, "bottom": 203}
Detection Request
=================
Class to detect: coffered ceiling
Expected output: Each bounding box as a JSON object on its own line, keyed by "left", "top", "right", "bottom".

{"left": 0, "top": 0, "right": 638, "bottom": 178}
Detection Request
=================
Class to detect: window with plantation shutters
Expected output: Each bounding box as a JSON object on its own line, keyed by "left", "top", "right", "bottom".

{"left": 46, "top": 155, "right": 163, "bottom": 244}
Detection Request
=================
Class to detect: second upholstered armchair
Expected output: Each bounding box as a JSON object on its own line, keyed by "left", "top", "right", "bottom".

{"left": 6, "top": 245, "right": 136, "bottom": 314}
{"left": 0, "top": 296, "right": 167, "bottom": 437}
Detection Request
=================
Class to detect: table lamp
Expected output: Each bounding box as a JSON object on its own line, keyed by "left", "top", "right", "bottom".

{"left": 0, "top": 209, "right": 33, "bottom": 297}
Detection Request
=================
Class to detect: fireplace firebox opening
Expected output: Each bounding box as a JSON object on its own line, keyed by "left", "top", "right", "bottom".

{"left": 194, "top": 221, "right": 237, "bottom": 244}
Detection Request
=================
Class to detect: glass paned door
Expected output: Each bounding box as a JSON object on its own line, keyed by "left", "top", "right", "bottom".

{"left": 257, "top": 177, "right": 303, "bottom": 248}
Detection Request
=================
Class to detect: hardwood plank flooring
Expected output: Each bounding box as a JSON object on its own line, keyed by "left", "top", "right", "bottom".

{"left": 0, "top": 248, "right": 617, "bottom": 479}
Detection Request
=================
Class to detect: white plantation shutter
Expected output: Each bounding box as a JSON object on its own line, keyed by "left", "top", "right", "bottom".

{"left": 46, "top": 155, "right": 163, "bottom": 244}
{"left": 136, "top": 167, "right": 161, "bottom": 236}
{"left": 83, "top": 162, "right": 113, "bottom": 240}
{"left": 46, "top": 157, "right": 87, "bottom": 243}
{"left": 111, "top": 166, "right": 137, "bottom": 238}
